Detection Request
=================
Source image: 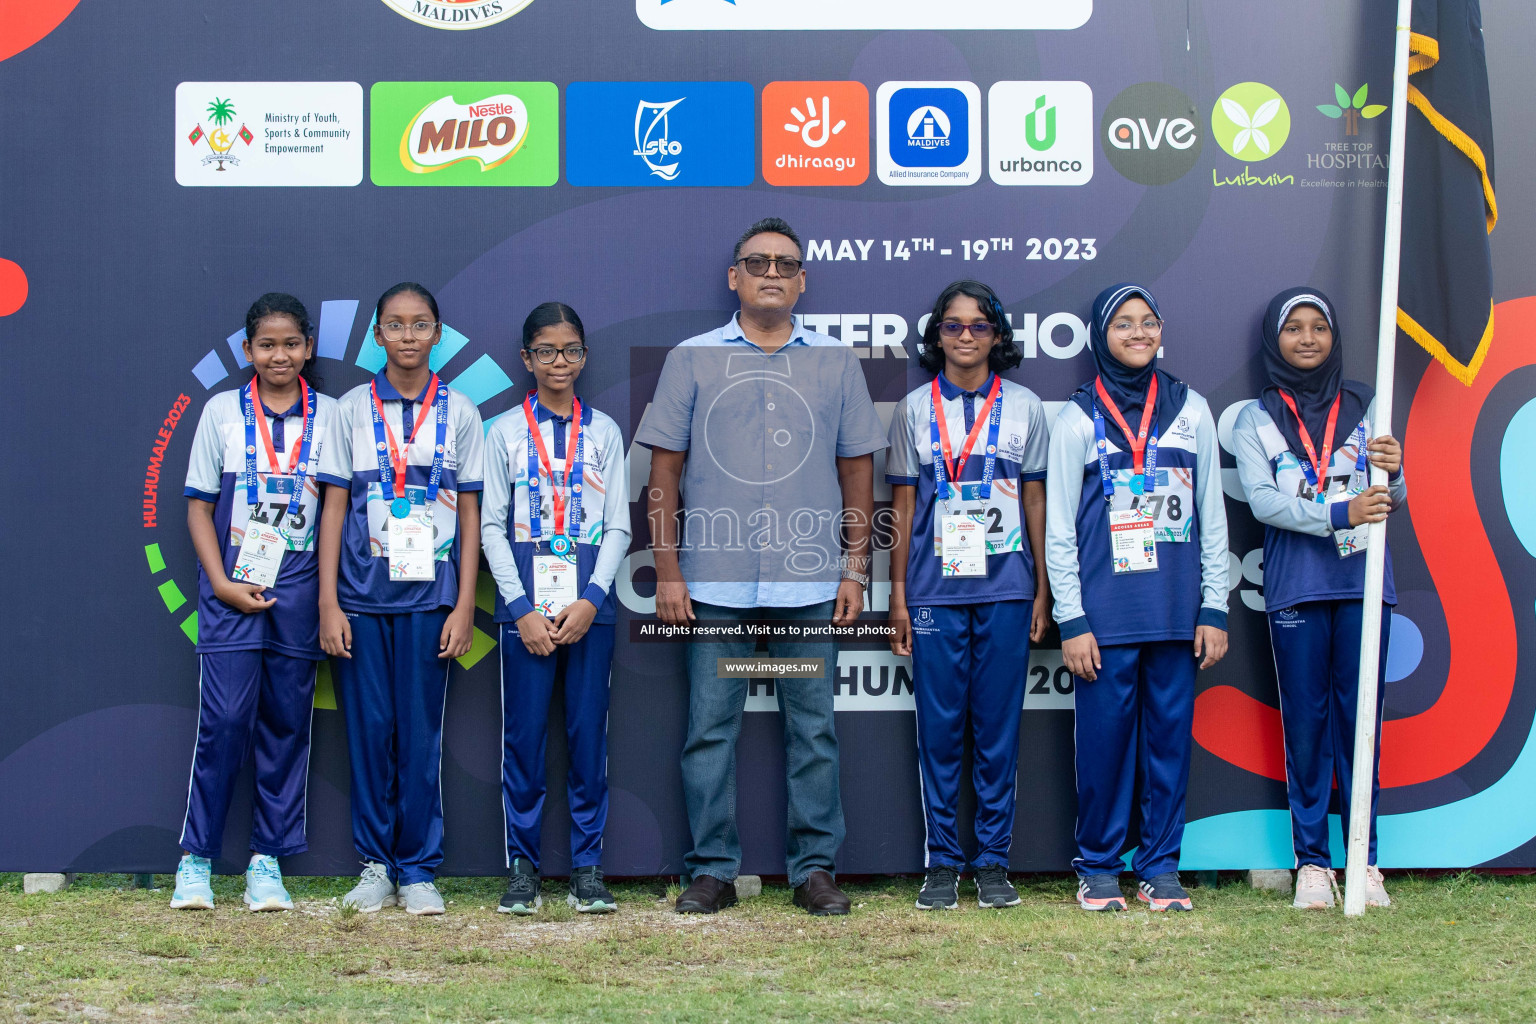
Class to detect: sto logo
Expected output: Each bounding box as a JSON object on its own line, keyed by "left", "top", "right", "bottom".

{"left": 1192, "top": 297, "right": 1533, "bottom": 789}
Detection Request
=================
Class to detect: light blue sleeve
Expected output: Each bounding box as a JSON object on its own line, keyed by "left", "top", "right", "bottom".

{"left": 583, "top": 417, "right": 632, "bottom": 608}
{"left": 317, "top": 391, "right": 355, "bottom": 487}
{"left": 1193, "top": 395, "right": 1230, "bottom": 625}
{"left": 1233, "top": 401, "right": 1334, "bottom": 538}
{"left": 1020, "top": 391, "right": 1050, "bottom": 481}
{"left": 183, "top": 395, "right": 228, "bottom": 501}
{"left": 454, "top": 395, "right": 485, "bottom": 491}
{"left": 634, "top": 346, "right": 695, "bottom": 452}
{"left": 1045, "top": 404, "right": 1091, "bottom": 637}
{"left": 479, "top": 420, "right": 527, "bottom": 613}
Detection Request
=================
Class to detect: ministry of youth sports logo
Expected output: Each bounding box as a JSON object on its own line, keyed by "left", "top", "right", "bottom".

{"left": 379, "top": 0, "right": 538, "bottom": 30}
{"left": 186, "top": 97, "right": 253, "bottom": 171}
{"left": 634, "top": 99, "right": 683, "bottom": 180}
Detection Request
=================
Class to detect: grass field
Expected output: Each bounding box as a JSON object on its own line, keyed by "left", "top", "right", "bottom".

{"left": 1, "top": 871, "right": 1533, "bottom": 1023}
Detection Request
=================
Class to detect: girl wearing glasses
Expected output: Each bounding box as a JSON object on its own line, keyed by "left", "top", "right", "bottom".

{"left": 1232, "top": 288, "right": 1403, "bottom": 910}
{"left": 316, "top": 282, "right": 484, "bottom": 916}
{"left": 173, "top": 293, "right": 338, "bottom": 913}
{"left": 886, "top": 280, "right": 1050, "bottom": 911}
{"left": 1045, "top": 283, "right": 1229, "bottom": 913}
{"left": 480, "top": 302, "right": 631, "bottom": 915}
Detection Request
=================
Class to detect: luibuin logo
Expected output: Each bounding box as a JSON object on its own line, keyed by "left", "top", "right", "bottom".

{"left": 187, "top": 97, "right": 253, "bottom": 171}
{"left": 634, "top": 99, "right": 684, "bottom": 180}
{"left": 1210, "top": 82, "right": 1291, "bottom": 161}
{"left": 1025, "top": 96, "right": 1055, "bottom": 151}
{"left": 1317, "top": 82, "right": 1386, "bottom": 136}
{"left": 400, "top": 94, "right": 530, "bottom": 173}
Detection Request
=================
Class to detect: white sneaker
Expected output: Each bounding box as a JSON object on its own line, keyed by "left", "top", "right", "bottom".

{"left": 342, "top": 862, "right": 397, "bottom": 912}
{"left": 170, "top": 854, "right": 214, "bottom": 910}
{"left": 1365, "top": 865, "right": 1391, "bottom": 907}
{"left": 1292, "top": 864, "right": 1337, "bottom": 910}
{"left": 400, "top": 881, "right": 446, "bottom": 916}
{"left": 243, "top": 854, "right": 294, "bottom": 911}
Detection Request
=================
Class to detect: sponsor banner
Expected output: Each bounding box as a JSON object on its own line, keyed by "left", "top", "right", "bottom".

{"left": 742, "top": 648, "right": 1075, "bottom": 712}
{"left": 637, "top": 0, "right": 1091, "bottom": 31}
{"left": 174, "top": 82, "right": 363, "bottom": 187}
{"left": 369, "top": 82, "right": 558, "bottom": 186}
{"left": 565, "top": 81, "right": 755, "bottom": 187}
{"left": 378, "top": 0, "right": 538, "bottom": 30}
{"left": 876, "top": 81, "right": 982, "bottom": 187}
{"left": 1101, "top": 82, "right": 1203, "bottom": 186}
{"left": 762, "top": 81, "right": 870, "bottom": 187}
{"left": 988, "top": 81, "right": 1094, "bottom": 186}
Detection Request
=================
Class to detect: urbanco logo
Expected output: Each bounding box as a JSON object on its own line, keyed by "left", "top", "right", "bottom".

{"left": 988, "top": 81, "right": 1093, "bottom": 186}
{"left": 370, "top": 82, "right": 557, "bottom": 186}
{"left": 1211, "top": 82, "right": 1291, "bottom": 161}
{"left": 378, "top": 0, "right": 537, "bottom": 30}
{"left": 762, "top": 81, "right": 869, "bottom": 186}
{"left": 1101, "top": 82, "right": 1202, "bottom": 185}
{"left": 876, "top": 81, "right": 981, "bottom": 187}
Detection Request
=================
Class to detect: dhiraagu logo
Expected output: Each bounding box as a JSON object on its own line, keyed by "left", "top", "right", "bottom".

{"left": 371, "top": 82, "right": 558, "bottom": 186}
{"left": 1211, "top": 82, "right": 1291, "bottom": 162}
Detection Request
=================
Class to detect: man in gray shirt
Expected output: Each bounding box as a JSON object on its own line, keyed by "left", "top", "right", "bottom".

{"left": 636, "top": 217, "right": 887, "bottom": 916}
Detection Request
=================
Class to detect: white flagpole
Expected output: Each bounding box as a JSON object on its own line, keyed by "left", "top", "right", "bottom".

{"left": 1344, "top": 0, "right": 1415, "bottom": 918}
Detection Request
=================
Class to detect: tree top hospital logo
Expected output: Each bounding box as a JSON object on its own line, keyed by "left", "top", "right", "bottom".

{"left": 877, "top": 82, "right": 981, "bottom": 187}
{"left": 1211, "top": 82, "right": 1291, "bottom": 162}
{"left": 762, "top": 81, "right": 869, "bottom": 186}
{"left": 379, "top": 0, "right": 537, "bottom": 30}
{"left": 988, "top": 81, "right": 1093, "bottom": 186}
{"left": 565, "top": 81, "right": 754, "bottom": 187}
{"left": 1101, "top": 82, "right": 1202, "bottom": 185}
{"left": 370, "top": 82, "right": 557, "bottom": 186}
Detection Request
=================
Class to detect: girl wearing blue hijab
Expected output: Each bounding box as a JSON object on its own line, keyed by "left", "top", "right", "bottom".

{"left": 1045, "top": 283, "right": 1230, "bottom": 912}
{"left": 1232, "top": 287, "right": 1404, "bottom": 911}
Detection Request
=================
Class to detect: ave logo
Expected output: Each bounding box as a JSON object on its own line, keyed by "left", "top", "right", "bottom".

{"left": 762, "top": 81, "right": 869, "bottom": 186}
{"left": 1101, "top": 83, "right": 1203, "bottom": 185}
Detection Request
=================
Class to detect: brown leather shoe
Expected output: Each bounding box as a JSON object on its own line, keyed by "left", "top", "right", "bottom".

{"left": 793, "top": 869, "right": 851, "bottom": 916}
{"left": 675, "top": 875, "right": 738, "bottom": 914}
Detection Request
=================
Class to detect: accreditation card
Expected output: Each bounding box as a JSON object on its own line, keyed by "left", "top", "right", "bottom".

{"left": 388, "top": 510, "right": 436, "bottom": 581}
{"left": 1108, "top": 506, "right": 1158, "bottom": 574}
{"left": 939, "top": 512, "right": 988, "bottom": 577}
{"left": 533, "top": 553, "right": 580, "bottom": 615}
{"left": 233, "top": 524, "right": 287, "bottom": 588}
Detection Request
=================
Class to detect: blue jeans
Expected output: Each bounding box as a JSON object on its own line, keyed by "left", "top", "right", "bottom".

{"left": 682, "top": 600, "right": 844, "bottom": 887}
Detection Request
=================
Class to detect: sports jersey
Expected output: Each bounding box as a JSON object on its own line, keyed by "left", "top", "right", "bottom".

{"left": 1045, "top": 383, "right": 1229, "bottom": 645}
{"left": 316, "top": 371, "right": 484, "bottom": 614}
{"left": 885, "top": 373, "right": 1049, "bottom": 606}
{"left": 480, "top": 398, "right": 631, "bottom": 625}
{"left": 1232, "top": 399, "right": 1407, "bottom": 612}
{"left": 183, "top": 384, "right": 339, "bottom": 657}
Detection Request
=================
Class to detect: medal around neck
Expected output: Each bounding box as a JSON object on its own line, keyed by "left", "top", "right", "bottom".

{"left": 549, "top": 533, "right": 573, "bottom": 556}
{"left": 390, "top": 496, "right": 412, "bottom": 519}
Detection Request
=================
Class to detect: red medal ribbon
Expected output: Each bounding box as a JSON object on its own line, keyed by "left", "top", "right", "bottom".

{"left": 523, "top": 393, "right": 583, "bottom": 538}
{"left": 371, "top": 374, "right": 440, "bottom": 501}
{"left": 1094, "top": 375, "right": 1159, "bottom": 474}
{"left": 253, "top": 376, "right": 309, "bottom": 475}
{"left": 1277, "top": 391, "right": 1342, "bottom": 489}
{"left": 932, "top": 374, "right": 1001, "bottom": 486}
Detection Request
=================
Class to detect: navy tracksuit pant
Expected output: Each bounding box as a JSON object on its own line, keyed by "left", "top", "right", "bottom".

{"left": 1072, "top": 640, "right": 1195, "bottom": 879}
{"left": 499, "top": 622, "right": 615, "bottom": 871}
{"left": 1269, "top": 599, "right": 1389, "bottom": 868}
{"left": 180, "top": 650, "right": 317, "bottom": 859}
{"left": 334, "top": 609, "right": 450, "bottom": 886}
{"left": 910, "top": 600, "right": 1032, "bottom": 870}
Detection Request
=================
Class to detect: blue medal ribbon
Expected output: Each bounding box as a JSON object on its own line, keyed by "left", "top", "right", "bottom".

{"left": 370, "top": 375, "right": 449, "bottom": 519}
{"left": 524, "top": 391, "right": 585, "bottom": 554}
{"left": 243, "top": 377, "right": 316, "bottom": 530}
{"left": 928, "top": 376, "right": 1003, "bottom": 503}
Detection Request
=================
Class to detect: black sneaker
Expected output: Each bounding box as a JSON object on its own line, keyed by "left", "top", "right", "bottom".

{"left": 1077, "top": 873, "right": 1127, "bottom": 911}
{"left": 497, "top": 857, "right": 541, "bottom": 915}
{"left": 568, "top": 865, "right": 617, "bottom": 914}
{"left": 974, "top": 864, "right": 1021, "bottom": 908}
{"left": 915, "top": 866, "right": 960, "bottom": 910}
{"left": 1137, "top": 872, "right": 1193, "bottom": 912}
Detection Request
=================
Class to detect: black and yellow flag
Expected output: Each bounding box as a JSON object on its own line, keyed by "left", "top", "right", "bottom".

{"left": 1398, "top": 0, "right": 1498, "bottom": 384}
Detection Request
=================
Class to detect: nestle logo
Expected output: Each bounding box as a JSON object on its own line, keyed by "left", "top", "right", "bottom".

{"left": 468, "top": 102, "right": 518, "bottom": 118}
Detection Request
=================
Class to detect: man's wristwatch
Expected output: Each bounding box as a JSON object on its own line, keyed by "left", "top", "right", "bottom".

{"left": 840, "top": 568, "right": 870, "bottom": 588}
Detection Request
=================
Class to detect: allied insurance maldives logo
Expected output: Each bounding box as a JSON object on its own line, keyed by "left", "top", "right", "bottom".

{"left": 379, "top": 0, "right": 537, "bottom": 30}
{"left": 370, "top": 82, "right": 558, "bottom": 186}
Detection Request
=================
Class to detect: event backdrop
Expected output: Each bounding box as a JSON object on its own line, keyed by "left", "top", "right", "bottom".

{"left": 3, "top": 0, "right": 1534, "bottom": 875}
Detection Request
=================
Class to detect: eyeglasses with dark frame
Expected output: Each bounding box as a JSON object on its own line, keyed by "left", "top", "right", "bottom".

{"left": 524, "top": 344, "right": 588, "bottom": 364}
{"left": 735, "top": 256, "right": 804, "bottom": 277}
{"left": 936, "top": 320, "right": 998, "bottom": 340}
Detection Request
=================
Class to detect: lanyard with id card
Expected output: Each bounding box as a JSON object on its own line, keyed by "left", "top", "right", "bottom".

{"left": 1094, "top": 375, "right": 1160, "bottom": 574}
{"left": 232, "top": 377, "right": 315, "bottom": 589}
{"left": 1279, "top": 391, "right": 1372, "bottom": 560}
{"left": 524, "top": 392, "right": 585, "bottom": 614}
{"left": 372, "top": 375, "right": 449, "bottom": 582}
{"left": 930, "top": 376, "right": 1002, "bottom": 578}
